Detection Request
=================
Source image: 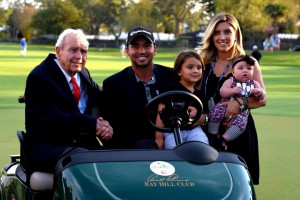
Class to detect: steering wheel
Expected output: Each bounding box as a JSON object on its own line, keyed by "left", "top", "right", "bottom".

{"left": 145, "top": 90, "right": 203, "bottom": 133}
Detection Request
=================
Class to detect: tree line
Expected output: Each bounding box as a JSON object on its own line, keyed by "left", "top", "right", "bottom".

{"left": 0, "top": 0, "right": 298, "bottom": 44}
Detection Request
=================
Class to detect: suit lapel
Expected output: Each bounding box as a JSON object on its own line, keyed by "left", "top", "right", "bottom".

{"left": 46, "top": 55, "right": 79, "bottom": 111}
{"left": 124, "top": 67, "right": 148, "bottom": 111}
{"left": 153, "top": 65, "right": 164, "bottom": 96}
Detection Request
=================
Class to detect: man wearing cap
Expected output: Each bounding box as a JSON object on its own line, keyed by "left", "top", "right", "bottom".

{"left": 102, "top": 26, "right": 173, "bottom": 149}
{"left": 251, "top": 45, "right": 262, "bottom": 63}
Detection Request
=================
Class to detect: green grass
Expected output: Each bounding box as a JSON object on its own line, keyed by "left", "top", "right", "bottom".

{"left": 0, "top": 42, "right": 300, "bottom": 199}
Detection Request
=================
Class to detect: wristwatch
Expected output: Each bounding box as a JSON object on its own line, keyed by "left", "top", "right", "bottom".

{"left": 234, "top": 99, "right": 244, "bottom": 112}
{"left": 202, "top": 114, "right": 208, "bottom": 125}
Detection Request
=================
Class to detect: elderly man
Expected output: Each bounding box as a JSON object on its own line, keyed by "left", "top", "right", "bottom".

{"left": 24, "top": 28, "right": 113, "bottom": 176}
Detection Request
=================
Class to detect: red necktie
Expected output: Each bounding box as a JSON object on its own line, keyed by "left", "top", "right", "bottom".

{"left": 70, "top": 77, "right": 81, "bottom": 104}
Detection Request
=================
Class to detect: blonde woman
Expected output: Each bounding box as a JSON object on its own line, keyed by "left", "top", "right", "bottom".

{"left": 199, "top": 13, "right": 266, "bottom": 185}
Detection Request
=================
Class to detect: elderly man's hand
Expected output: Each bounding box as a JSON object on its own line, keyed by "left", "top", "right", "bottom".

{"left": 96, "top": 117, "right": 113, "bottom": 140}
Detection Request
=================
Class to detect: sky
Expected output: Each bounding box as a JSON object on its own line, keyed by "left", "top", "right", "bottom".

{"left": 1, "top": 0, "right": 36, "bottom": 9}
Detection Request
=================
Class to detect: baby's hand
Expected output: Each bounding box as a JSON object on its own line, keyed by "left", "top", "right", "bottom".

{"left": 250, "top": 88, "right": 263, "bottom": 97}
{"left": 232, "top": 86, "right": 242, "bottom": 95}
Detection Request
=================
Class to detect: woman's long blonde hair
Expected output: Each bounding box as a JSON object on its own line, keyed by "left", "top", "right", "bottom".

{"left": 199, "top": 13, "right": 245, "bottom": 65}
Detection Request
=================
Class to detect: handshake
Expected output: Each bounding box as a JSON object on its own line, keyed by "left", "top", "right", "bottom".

{"left": 96, "top": 117, "right": 113, "bottom": 140}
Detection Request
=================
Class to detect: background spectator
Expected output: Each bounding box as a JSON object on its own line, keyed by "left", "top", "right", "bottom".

{"left": 271, "top": 34, "right": 281, "bottom": 51}
{"left": 263, "top": 37, "right": 273, "bottom": 51}
{"left": 251, "top": 45, "right": 262, "bottom": 63}
{"left": 20, "top": 38, "right": 27, "bottom": 56}
{"left": 119, "top": 42, "right": 125, "bottom": 58}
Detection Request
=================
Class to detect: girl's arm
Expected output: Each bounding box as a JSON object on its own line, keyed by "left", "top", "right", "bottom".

{"left": 155, "top": 132, "right": 164, "bottom": 149}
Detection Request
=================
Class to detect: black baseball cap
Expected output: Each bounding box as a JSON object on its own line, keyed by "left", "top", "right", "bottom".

{"left": 126, "top": 26, "right": 155, "bottom": 46}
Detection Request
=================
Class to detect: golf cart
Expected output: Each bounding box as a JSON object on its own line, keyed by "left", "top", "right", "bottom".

{"left": 0, "top": 91, "right": 256, "bottom": 199}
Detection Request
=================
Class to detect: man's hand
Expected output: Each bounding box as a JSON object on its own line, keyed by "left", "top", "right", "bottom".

{"left": 96, "top": 117, "right": 113, "bottom": 140}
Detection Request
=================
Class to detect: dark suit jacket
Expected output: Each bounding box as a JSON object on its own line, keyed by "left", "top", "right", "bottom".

{"left": 102, "top": 64, "right": 173, "bottom": 148}
{"left": 24, "top": 53, "right": 102, "bottom": 172}
{"left": 251, "top": 50, "right": 262, "bottom": 63}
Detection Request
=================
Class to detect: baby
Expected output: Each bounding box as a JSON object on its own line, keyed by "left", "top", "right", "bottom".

{"left": 208, "top": 55, "right": 265, "bottom": 149}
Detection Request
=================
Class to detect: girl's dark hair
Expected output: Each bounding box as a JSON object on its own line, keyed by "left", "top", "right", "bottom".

{"left": 173, "top": 50, "right": 204, "bottom": 89}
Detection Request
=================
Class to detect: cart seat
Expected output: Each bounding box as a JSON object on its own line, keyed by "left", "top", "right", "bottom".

{"left": 30, "top": 171, "right": 54, "bottom": 191}
{"left": 15, "top": 163, "right": 54, "bottom": 191}
{"left": 16, "top": 130, "right": 54, "bottom": 191}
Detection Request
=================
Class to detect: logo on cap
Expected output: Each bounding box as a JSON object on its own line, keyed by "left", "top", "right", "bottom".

{"left": 130, "top": 29, "right": 152, "bottom": 37}
{"left": 126, "top": 26, "right": 155, "bottom": 46}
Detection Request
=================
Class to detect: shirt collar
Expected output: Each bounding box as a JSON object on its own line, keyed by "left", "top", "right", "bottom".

{"left": 54, "top": 58, "right": 81, "bottom": 86}
{"left": 135, "top": 73, "right": 156, "bottom": 85}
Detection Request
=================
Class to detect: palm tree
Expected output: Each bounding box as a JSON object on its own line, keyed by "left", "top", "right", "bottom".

{"left": 264, "top": 3, "right": 285, "bottom": 34}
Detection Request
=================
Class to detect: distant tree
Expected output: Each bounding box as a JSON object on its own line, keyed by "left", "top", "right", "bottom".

{"left": 215, "top": 0, "right": 268, "bottom": 31}
{"left": 100, "top": 0, "right": 130, "bottom": 43}
{"left": 203, "top": 0, "right": 215, "bottom": 19}
{"left": 0, "top": 7, "right": 11, "bottom": 39}
{"left": 101, "top": 0, "right": 121, "bottom": 34}
{"left": 123, "top": 0, "right": 168, "bottom": 43}
{"left": 280, "top": 0, "right": 299, "bottom": 33}
{"left": 184, "top": 1, "right": 212, "bottom": 32}
{"left": 68, "top": 0, "right": 104, "bottom": 35}
{"left": 125, "top": 0, "right": 158, "bottom": 31}
{"left": 2, "top": 0, "right": 299, "bottom": 42}
{"left": 68, "top": 0, "right": 88, "bottom": 9}
{"left": 18, "top": 5, "right": 36, "bottom": 40}
{"left": 31, "top": 0, "right": 86, "bottom": 35}
{"left": 153, "top": 0, "right": 203, "bottom": 38}
{"left": 6, "top": 4, "right": 36, "bottom": 40}
{"left": 264, "top": 3, "right": 286, "bottom": 34}
{"left": 0, "top": 8, "right": 7, "bottom": 26}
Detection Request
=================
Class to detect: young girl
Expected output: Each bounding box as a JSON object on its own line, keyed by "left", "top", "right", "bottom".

{"left": 207, "top": 55, "right": 265, "bottom": 149}
{"left": 155, "top": 50, "right": 209, "bottom": 149}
